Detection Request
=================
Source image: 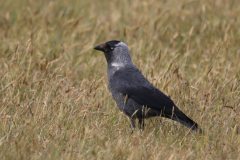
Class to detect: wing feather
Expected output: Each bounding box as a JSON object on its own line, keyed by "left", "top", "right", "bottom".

{"left": 112, "top": 66, "right": 198, "bottom": 129}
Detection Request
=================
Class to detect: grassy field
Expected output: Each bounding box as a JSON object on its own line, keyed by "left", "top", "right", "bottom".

{"left": 0, "top": 0, "right": 240, "bottom": 159}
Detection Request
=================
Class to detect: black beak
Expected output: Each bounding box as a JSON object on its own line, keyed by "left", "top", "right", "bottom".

{"left": 94, "top": 43, "right": 106, "bottom": 52}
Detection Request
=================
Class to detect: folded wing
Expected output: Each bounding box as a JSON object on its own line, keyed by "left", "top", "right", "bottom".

{"left": 113, "top": 66, "right": 200, "bottom": 131}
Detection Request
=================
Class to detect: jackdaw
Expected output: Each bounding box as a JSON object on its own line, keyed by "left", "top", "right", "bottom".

{"left": 94, "top": 40, "right": 202, "bottom": 133}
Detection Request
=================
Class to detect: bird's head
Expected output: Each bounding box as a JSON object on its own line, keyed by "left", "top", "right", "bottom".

{"left": 94, "top": 40, "right": 132, "bottom": 66}
{"left": 94, "top": 40, "right": 120, "bottom": 53}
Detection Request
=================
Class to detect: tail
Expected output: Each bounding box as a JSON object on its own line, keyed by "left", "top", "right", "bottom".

{"left": 165, "top": 106, "right": 203, "bottom": 133}
{"left": 171, "top": 116, "right": 203, "bottom": 133}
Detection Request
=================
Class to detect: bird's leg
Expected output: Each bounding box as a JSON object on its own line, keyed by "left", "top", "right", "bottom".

{"left": 129, "top": 118, "right": 136, "bottom": 134}
{"left": 138, "top": 119, "right": 145, "bottom": 132}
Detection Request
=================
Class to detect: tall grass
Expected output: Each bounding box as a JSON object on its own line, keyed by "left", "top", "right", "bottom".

{"left": 0, "top": 0, "right": 240, "bottom": 159}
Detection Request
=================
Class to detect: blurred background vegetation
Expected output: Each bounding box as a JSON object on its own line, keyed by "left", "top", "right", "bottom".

{"left": 0, "top": 0, "right": 240, "bottom": 159}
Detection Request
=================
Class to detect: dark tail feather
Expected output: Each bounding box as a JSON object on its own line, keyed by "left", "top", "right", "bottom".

{"left": 170, "top": 115, "right": 203, "bottom": 133}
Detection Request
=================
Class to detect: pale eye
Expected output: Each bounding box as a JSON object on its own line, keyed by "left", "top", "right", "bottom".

{"left": 111, "top": 47, "right": 114, "bottom": 50}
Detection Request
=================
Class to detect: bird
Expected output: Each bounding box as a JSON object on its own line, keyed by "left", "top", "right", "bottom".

{"left": 94, "top": 40, "right": 202, "bottom": 133}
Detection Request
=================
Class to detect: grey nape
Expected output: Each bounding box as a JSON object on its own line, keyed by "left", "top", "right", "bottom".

{"left": 94, "top": 40, "right": 203, "bottom": 133}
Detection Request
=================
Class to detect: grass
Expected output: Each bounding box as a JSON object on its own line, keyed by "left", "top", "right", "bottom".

{"left": 0, "top": 0, "right": 240, "bottom": 159}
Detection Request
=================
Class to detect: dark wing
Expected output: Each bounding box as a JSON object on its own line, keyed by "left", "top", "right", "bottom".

{"left": 113, "top": 66, "right": 200, "bottom": 131}
{"left": 113, "top": 67, "right": 179, "bottom": 116}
